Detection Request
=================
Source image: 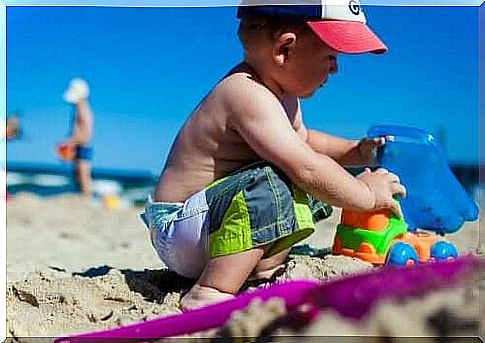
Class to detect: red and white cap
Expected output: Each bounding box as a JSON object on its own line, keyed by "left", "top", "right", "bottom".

{"left": 237, "top": 0, "right": 387, "bottom": 54}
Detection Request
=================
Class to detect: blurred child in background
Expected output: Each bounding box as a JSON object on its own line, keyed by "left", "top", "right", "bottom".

{"left": 59, "top": 78, "right": 93, "bottom": 196}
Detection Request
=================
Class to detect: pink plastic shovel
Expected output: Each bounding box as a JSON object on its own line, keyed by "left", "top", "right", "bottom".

{"left": 54, "top": 256, "right": 483, "bottom": 343}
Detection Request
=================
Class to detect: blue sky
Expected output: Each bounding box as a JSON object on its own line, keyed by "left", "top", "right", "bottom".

{"left": 6, "top": 5, "right": 480, "bottom": 173}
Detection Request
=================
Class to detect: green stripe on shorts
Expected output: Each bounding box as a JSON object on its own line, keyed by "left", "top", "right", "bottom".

{"left": 209, "top": 191, "right": 253, "bottom": 257}
{"left": 206, "top": 163, "right": 322, "bottom": 259}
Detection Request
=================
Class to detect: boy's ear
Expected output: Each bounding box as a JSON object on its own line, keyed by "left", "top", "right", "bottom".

{"left": 272, "top": 32, "right": 297, "bottom": 65}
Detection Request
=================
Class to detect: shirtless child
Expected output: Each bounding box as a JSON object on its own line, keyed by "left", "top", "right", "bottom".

{"left": 141, "top": 2, "right": 406, "bottom": 311}
{"left": 61, "top": 78, "right": 94, "bottom": 196}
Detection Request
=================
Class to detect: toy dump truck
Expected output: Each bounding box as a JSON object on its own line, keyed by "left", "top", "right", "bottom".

{"left": 332, "top": 125, "right": 478, "bottom": 267}
{"left": 333, "top": 206, "right": 459, "bottom": 266}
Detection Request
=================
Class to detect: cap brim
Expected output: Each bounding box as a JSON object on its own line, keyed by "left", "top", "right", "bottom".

{"left": 307, "top": 21, "right": 387, "bottom": 54}
{"left": 63, "top": 90, "right": 75, "bottom": 103}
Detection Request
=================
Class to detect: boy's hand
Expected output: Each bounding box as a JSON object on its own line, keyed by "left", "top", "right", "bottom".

{"left": 56, "top": 141, "right": 75, "bottom": 161}
{"left": 357, "top": 136, "right": 386, "bottom": 166}
{"left": 357, "top": 167, "right": 406, "bottom": 217}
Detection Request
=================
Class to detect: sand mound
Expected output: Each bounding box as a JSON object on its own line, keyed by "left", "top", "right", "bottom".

{"left": 7, "top": 268, "right": 181, "bottom": 338}
{"left": 215, "top": 272, "right": 483, "bottom": 341}
{"left": 6, "top": 254, "right": 373, "bottom": 339}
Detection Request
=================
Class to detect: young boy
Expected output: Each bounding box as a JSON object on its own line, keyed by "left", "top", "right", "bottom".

{"left": 61, "top": 78, "right": 93, "bottom": 196}
{"left": 141, "top": 1, "right": 406, "bottom": 311}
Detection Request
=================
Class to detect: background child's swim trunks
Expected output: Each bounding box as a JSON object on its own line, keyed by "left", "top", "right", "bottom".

{"left": 140, "top": 162, "right": 332, "bottom": 279}
{"left": 75, "top": 145, "right": 93, "bottom": 161}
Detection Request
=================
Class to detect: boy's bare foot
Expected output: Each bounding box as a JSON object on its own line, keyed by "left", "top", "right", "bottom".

{"left": 180, "top": 284, "right": 234, "bottom": 311}
{"left": 181, "top": 244, "right": 273, "bottom": 311}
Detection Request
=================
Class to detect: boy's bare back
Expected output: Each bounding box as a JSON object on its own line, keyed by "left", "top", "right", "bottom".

{"left": 154, "top": 63, "right": 303, "bottom": 203}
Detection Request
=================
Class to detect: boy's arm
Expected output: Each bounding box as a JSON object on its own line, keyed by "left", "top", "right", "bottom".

{"left": 66, "top": 101, "right": 92, "bottom": 145}
{"left": 226, "top": 81, "right": 381, "bottom": 212}
{"left": 294, "top": 102, "right": 377, "bottom": 167}
{"left": 306, "top": 130, "right": 362, "bottom": 166}
{"left": 66, "top": 126, "right": 82, "bottom": 146}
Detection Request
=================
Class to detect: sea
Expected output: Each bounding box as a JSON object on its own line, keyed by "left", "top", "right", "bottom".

{"left": 6, "top": 162, "right": 157, "bottom": 208}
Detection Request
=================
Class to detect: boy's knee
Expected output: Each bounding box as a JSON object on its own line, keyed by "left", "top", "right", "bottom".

{"left": 250, "top": 248, "right": 289, "bottom": 281}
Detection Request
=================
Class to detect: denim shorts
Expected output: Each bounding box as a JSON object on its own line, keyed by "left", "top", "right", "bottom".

{"left": 75, "top": 145, "right": 93, "bottom": 161}
{"left": 140, "top": 162, "right": 332, "bottom": 279}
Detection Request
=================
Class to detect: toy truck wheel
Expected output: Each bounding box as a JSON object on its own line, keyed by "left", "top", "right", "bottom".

{"left": 430, "top": 241, "right": 459, "bottom": 262}
{"left": 386, "top": 242, "right": 418, "bottom": 267}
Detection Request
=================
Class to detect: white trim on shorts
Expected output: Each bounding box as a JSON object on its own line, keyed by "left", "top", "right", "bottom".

{"left": 142, "top": 191, "right": 210, "bottom": 279}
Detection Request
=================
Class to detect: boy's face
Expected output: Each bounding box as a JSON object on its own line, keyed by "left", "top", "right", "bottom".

{"left": 273, "top": 29, "right": 338, "bottom": 98}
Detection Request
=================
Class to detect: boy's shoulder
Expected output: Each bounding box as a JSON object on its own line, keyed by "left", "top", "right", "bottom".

{"left": 213, "top": 64, "right": 288, "bottom": 114}
{"left": 216, "top": 64, "right": 267, "bottom": 96}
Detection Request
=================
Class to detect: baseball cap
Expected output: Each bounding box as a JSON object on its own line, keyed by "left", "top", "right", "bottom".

{"left": 237, "top": 0, "right": 387, "bottom": 54}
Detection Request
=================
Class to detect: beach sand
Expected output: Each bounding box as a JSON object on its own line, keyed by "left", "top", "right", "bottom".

{"left": 6, "top": 193, "right": 484, "bottom": 341}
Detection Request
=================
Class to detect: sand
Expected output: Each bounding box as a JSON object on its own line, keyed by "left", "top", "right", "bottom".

{"left": 6, "top": 193, "right": 484, "bottom": 341}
